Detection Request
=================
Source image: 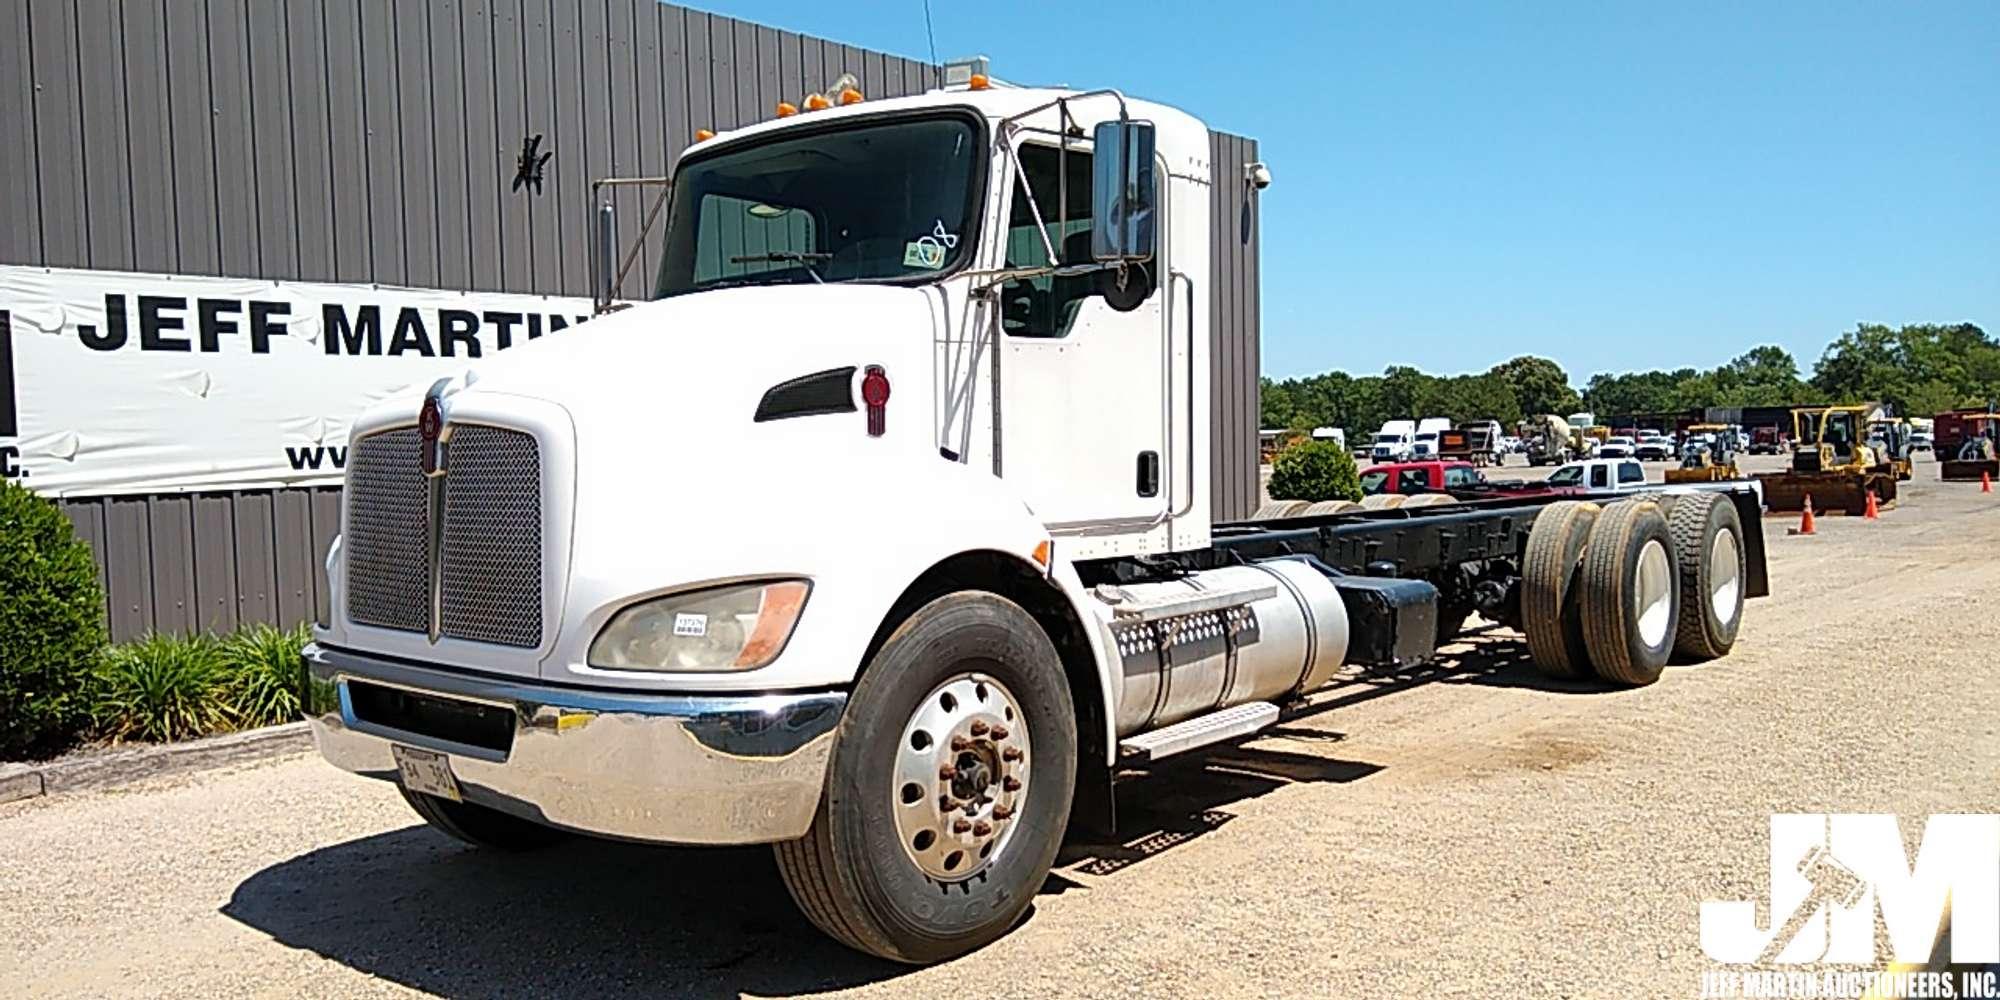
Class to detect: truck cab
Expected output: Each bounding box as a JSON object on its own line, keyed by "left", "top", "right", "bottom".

{"left": 1371, "top": 419, "right": 1416, "bottom": 461}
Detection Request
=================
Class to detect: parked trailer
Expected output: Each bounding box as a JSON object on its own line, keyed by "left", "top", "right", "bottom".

{"left": 1935, "top": 410, "right": 2000, "bottom": 482}
{"left": 301, "top": 78, "right": 1773, "bottom": 965}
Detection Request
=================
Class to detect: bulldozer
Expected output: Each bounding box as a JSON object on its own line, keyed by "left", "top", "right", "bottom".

{"left": 1937, "top": 410, "right": 2000, "bottom": 482}
{"left": 1753, "top": 405, "right": 1898, "bottom": 515}
{"left": 1664, "top": 423, "right": 1744, "bottom": 484}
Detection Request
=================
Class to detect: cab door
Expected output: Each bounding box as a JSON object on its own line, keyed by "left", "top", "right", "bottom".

{"left": 996, "top": 140, "right": 1169, "bottom": 548}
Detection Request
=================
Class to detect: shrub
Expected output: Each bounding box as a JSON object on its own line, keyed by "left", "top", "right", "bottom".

{"left": 218, "top": 623, "right": 310, "bottom": 727}
{"left": 1269, "top": 438, "right": 1363, "bottom": 502}
{"left": 91, "top": 634, "right": 231, "bottom": 744}
{"left": 0, "top": 482, "right": 107, "bottom": 759}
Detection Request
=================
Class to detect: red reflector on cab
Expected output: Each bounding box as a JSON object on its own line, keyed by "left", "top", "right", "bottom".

{"left": 861, "top": 366, "right": 890, "bottom": 437}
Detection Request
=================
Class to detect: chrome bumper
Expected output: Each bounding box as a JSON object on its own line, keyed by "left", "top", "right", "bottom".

{"left": 304, "top": 642, "right": 845, "bottom": 845}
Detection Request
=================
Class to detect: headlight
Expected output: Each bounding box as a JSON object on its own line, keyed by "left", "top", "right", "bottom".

{"left": 587, "top": 580, "right": 811, "bottom": 671}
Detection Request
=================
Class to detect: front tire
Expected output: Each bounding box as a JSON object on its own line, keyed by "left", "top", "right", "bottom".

{"left": 398, "top": 786, "right": 570, "bottom": 850}
{"left": 774, "top": 591, "right": 1078, "bottom": 964}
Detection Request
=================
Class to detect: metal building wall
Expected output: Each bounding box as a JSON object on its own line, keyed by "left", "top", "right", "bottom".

{"left": 2, "top": 0, "right": 1264, "bottom": 637}
{"left": 0, "top": 0, "right": 939, "bottom": 297}
{"left": 1209, "top": 132, "right": 1263, "bottom": 522}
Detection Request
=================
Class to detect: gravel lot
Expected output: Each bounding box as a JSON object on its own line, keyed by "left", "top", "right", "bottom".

{"left": 5, "top": 453, "right": 1996, "bottom": 999}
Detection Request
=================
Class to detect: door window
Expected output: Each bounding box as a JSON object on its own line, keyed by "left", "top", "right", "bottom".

{"left": 1001, "top": 144, "right": 1095, "bottom": 339}
{"left": 1590, "top": 465, "right": 1609, "bottom": 489}
{"left": 1396, "top": 468, "right": 1431, "bottom": 494}
{"left": 1444, "top": 466, "right": 1477, "bottom": 488}
{"left": 1619, "top": 461, "right": 1645, "bottom": 484}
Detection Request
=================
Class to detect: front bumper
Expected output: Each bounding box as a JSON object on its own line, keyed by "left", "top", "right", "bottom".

{"left": 304, "top": 642, "right": 846, "bottom": 845}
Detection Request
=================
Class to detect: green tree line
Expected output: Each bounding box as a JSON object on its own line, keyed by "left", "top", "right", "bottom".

{"left": 1261, "top": 323, "right": 1997, "bottom": 433}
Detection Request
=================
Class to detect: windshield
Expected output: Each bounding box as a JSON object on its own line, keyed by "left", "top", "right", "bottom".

{"left": 1548, "top": 465, "right": 1585, "bottom": 486}
{"left": 655, "top": 115, "right": 982, "bottom": 297}
{"left": 1373, "top": 434, "right": 1401, "bottom": 444}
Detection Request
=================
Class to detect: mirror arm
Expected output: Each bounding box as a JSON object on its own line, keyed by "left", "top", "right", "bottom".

{"left": 995, "top": 89, "right": 1130, "bottom": 130}
{"left": 588, "top": 175, "right": 673, "bottom": 314}
{"left": 999, "top": 123, "right": 1060, "bottom": 267}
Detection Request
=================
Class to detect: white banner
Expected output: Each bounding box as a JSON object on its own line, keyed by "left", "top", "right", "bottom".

{"left": 0, "top": 265, "right": 594, "bottom": 496}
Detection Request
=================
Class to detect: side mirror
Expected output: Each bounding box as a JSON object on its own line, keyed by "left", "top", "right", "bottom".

{"left": 591, "top": 202, "right": 617, "bottom": 314}
{"left": 1090, "top": 120, "right": 1156, "bottom": 261}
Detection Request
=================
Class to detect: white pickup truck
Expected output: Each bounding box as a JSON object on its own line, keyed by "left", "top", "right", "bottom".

{"left": 1544, "top": 458, "right": 1764, "bottom": 503}
{"left": 302, "top": 75, "right": 1771, "bottom": 964}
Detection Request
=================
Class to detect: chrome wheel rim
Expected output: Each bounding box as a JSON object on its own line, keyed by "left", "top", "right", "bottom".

{"left": 1634, "top": 538, "right": 1674, "bottom": 649}
{"left": 1709, "top": 528, "right": 1741, "bottom": 626}
{"left": 893, "top": 673, "right": 1030, "bottom": 882}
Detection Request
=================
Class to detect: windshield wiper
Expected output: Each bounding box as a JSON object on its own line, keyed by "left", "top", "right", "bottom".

{"left": 729, "top": 251, "right": 831, "bottom": 284}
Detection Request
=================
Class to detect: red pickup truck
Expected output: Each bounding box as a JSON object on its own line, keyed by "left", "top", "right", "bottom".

{"left": 1359, "top": 460, "right": 1484, "bottom": 495}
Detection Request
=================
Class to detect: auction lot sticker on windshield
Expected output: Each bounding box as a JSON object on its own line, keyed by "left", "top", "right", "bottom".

{"left": 903, "top": 241, "right": 946, "bottom": 269}
{"left": 392, "top": 745, "right": 461, "bottom": 802}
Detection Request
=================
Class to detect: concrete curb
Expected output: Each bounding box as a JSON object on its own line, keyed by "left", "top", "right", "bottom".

{"left": 0, "top": 721, "right": 312, "bottom": 806}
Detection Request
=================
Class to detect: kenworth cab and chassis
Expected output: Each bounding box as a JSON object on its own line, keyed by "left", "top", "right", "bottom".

{"left": 304, "top": 80, "right": 1771, "bottom": 963}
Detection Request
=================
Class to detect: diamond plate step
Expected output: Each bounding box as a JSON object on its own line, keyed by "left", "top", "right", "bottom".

{"left": 1118, "top": 701, "right": 1279, "bottom": 764}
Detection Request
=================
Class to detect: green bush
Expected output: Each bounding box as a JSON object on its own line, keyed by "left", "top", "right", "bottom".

{"left": 218, "top": 623, "right": 310, "bottom": 727}
{"left": 91, "top": 634, "right": 231, "bottom": 744}
{"left": 0, "top": 482, "right": 107, "bottom": 759}
{"left": 1269, "top": 439, "right": 1363, "bottom": 502}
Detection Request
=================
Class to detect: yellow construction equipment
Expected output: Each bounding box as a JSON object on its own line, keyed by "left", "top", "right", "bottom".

{"left": 1753, "top": 406, "right": 1897, "bottom": 515}
{"left": 1867, "top": 418, "right": 1914, "bottom": 481}
{"left": 1664, "top": 423, "right": 1744, "bottom": 484}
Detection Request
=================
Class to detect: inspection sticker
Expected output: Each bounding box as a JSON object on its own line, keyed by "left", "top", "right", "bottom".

{"left": 672, "top": 613, "right": 708, "bottom": 637}
{"left": 903, "top": 241, "right": 946, "bottom": 269}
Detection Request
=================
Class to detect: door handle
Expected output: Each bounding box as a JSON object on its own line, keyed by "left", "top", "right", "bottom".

{"left": 1136, "top": 450, "right": 1161, "bottom": 497}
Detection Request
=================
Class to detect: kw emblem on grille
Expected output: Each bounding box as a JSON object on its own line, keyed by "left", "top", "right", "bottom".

{"left": 420, "top": 378, "right": 453, "bottom": 642}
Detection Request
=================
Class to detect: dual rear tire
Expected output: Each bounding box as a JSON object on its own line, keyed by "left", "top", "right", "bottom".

{"left": 1521, "top": 494, "right": 1745, "bottom": 685}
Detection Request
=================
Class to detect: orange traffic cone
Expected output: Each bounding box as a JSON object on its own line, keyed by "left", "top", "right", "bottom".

{"left": 1983, "top": 471, "right": 1992, "bottom": 493}
{"left": 1791, "top": 495, "right": 1816, "bottom": 536}
{"left": 1864, "top": 490, "right": 1879, "bottom": 520}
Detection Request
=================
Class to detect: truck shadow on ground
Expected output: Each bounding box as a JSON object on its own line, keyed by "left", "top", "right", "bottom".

{"left": 220, "top": 632, "right": 1631, "bottom": 996}
{"left": 223, "top": 829, "right": 911, "bottom": 998}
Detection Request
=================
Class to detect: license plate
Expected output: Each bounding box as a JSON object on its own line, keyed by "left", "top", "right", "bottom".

{"left": 391, "top": 745, "right": 461, "bottom": 802}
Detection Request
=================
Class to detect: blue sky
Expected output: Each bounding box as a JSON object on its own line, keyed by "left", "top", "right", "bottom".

{"left": 703, "top": 1, "right": 1997, "bottom": 385}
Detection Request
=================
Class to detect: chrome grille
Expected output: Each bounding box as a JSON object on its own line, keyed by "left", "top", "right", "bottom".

{"left": 343, "top": 429, "right": 431, "bottom": 633}
{"left": 438, "top": 425, "right": 543, "bottom": 647}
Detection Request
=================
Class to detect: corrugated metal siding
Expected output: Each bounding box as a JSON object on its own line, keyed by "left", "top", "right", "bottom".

{"left": 1209, "top": 132, "right": 1263, "bottom": 522}
{"left": 0, "top": 0, "right": 937, "bottom": 298}
{"left": 6, "top": 1, "right": 1262, "bottom": 634}
{"left": 60, "top": 489, "right": 343, "bottom": 643}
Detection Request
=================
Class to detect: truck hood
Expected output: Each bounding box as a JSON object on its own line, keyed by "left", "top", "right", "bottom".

{"left": 464, "top": 283, "right": 939, "bottom": 410}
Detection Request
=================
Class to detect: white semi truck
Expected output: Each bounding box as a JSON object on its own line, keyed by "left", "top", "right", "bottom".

{"left": 304, "top": 77, "right": 1771, "bottom": 963}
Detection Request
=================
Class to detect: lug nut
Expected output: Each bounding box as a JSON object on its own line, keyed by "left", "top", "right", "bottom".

{"left": 953, "top": 818, "right": 972, "bottom": 833}
{"left": 938, "top": 764, "right": 957, "bottom": 780}
{"left": 970, "top": 720, "right": 989, "bottom": 737}
{"left": 1002, "top": 776, "right": 1022, "bottom": 792}
{"left": 950, "top": 736, "right": 971, "bottom": 751}
{"left": 989, "top": 724, "right": 1009, "bottom": 740}
{"left": 973, "top": 820, "right": 992, "bottom": 836}
{"left": 939, "top": 795, "right": 956, "bottom": 811}
{"left": 993, "top": 804, "right": 1014, "bottom": 820}
{"left": 1002, "top": 747, "right": 1023, "bottom": 762}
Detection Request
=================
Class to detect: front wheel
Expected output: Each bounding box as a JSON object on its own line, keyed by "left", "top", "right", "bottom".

{"left": 774, "top": 591, "right": 1077, "bottom": 964}
{"left": 398, "top": 786, "right": 570, "bottom": 850}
